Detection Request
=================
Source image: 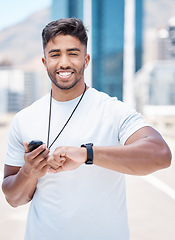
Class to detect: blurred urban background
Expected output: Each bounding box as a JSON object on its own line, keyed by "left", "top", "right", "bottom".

{"left": 0, "top": 0, "right": 175, "bottom": 240}
{"left": 0, "top": 0, "right": 175, "bottom": 118}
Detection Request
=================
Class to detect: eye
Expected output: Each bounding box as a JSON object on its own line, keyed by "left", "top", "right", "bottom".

{"left": 69, "top": 52, "right": 78, "bottom": 56}
{"left": 51, "top": 54, "right": 60, "bottom": 57}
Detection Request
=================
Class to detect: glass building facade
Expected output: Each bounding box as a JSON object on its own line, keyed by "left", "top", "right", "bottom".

{"left": 135, "top": 0, "right": 143, "bottom": 72}
{"left": 52, "top": 0, "right": 83, "bottom": 20}
{"left": 52, "top": 0, "right": 143, "bottom": 100}
{"left": 92, "top": 0, "right": 124, "bottom": 100}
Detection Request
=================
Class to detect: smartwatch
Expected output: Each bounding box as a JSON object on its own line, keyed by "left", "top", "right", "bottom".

{"left": 81, "top": 143, "right": 93, "bottom": 164}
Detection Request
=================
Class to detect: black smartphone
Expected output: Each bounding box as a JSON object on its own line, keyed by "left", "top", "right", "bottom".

{"left": 28, "top": 140, "right": 44, "bottom": 152}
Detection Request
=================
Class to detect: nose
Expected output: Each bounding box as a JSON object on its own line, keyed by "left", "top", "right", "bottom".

{"left": 59, "top": 54, "right": 71, "bottom": 69}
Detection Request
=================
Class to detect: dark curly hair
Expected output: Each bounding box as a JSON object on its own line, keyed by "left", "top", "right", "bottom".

{"left": 42, "top": 18, "right": 88, "bottom": 50}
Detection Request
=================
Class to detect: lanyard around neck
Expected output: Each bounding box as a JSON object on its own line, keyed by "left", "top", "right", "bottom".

{"left": 47, "top": 84, "right": 87, "bottom": 150}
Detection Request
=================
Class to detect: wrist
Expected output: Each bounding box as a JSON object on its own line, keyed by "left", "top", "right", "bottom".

{"left": 80, "top": 147, "right": 87, "bottom": 163}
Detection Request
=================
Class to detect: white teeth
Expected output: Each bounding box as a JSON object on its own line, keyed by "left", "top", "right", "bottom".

{"left": 59, "top": 72, "right": 71, "bottom": 76}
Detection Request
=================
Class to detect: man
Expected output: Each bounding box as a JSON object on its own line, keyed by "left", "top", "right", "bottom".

{"left": 2, "top": 18, "right": 171, "bottom": 240}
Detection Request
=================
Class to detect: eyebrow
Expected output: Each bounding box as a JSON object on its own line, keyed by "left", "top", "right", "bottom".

{"left": 67, "top": 48, "right": 80, "bottom": 52}
{"left": 48, "top": 48, "right": 81, "bottom": 54}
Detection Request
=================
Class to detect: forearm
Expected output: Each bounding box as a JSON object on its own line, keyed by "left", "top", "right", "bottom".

{"left": 2, "top": 167, "right": 38, "bottom": 207}
{"left": 46, "top": 127, "right": 172, "bottom": 175}
{"left": 93, "top": 137, "right": 171, "bottom": 175}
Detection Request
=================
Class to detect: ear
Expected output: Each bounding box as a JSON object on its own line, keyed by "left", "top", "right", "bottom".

{"left": 84, "top": 54, "right": 90, "bottom": 69}
{"left": 42, "top": 57, "right": 47, "bottom": 69}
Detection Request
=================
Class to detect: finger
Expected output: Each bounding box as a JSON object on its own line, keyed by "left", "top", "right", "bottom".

{"left": 47, "top": 155, "right": 54, "bottom": 165}
{"left": 23, "top": 141, "right": 29, "bottom": 153}
{"left": 48, "top": 166, "right": 63, "bottom": 173}
{"left": 29, "top": 145, "right": 48, "bottom": 159}
{"left": 47, "top": 167, "right": 57, "bottom": 173}
{"left": 38, "top": 158, "right": 49, "bottom": 169}
{"left": 60, "top": 156, "right": 66, "bottom": 162}
{"left": 47, "top": 155, "right": 66, "bottom": 168}
{"left": 47, "top": 155, "right": 59, "bottom": 169}
{"left": 47, "top": 161, "right": 59, "bottom": 169}
{"left": 60, "top": 152, "right": 66, "bottom": 157}
{"left": 53, "top": 149, "right": 66, "bottom": 161}
{"left": 40, "top": 163, "right": 49, "bottom": 173}
{"left": 36, "top": 149, "right": 50, "bottom": 162}
{"left": 25, "top": 149, "right": 50, "bottom": 169}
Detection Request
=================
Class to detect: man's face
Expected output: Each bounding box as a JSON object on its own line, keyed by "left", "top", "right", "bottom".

{"left": 42, "top": 34, "right": 90, "bottom": 90}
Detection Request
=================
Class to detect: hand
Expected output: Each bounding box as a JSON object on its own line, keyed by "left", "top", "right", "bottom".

{"left": 23, "top": 141, "right": 50, "bottom": 178}
{"left": 47, "top": 146, "right": 86, "bottom": 173}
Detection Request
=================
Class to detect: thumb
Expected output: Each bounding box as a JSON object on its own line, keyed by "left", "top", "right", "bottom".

{"left": 23, "top": 141, "right": 29, "bottom": 153}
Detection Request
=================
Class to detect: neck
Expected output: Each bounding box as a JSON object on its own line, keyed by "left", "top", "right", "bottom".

{"left": 51, "top": 81, "right": 88, "bottom": 102}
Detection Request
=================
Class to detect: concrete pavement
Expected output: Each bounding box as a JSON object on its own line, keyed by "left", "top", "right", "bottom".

{"left": 126, "top": 135, "right": 175, "bottom": 240}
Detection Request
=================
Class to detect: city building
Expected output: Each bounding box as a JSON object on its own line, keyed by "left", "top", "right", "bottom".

{"left": 52, "top": 0, "right": 83, "bottom": 20}
{"left": 135, "top": 0, "right": 143, "bottom": 72}
{"left": 92, "top": 0, "right": 125, "bottom": 100}
{"left": 157, "top": 17, "right": 175, "bottom": 60}
{"left": 0, "top": 67, "right": 42, "bottom": 113}
{"left": 134, "top": 61, "right": 175, "bottom": 115}
{"left": 52, "top": 0, "right": 143, "bottom": 100}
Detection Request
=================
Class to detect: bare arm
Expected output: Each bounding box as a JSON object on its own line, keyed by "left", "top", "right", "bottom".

{"left": 47, "top": 127, "right": 172, "bottom": 175}
{"left": 93, "top": 126, "right": 172, "bottom": 175}
{"left": 2, "top": 142, "right": 50, "bottom": 207}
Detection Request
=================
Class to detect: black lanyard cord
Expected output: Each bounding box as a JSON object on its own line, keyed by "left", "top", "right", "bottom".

{"left": 47, "top": 83, "right": 87, "bottom": 150}
{"left": 47, "top": 88, "right": 53, "bottom": 149}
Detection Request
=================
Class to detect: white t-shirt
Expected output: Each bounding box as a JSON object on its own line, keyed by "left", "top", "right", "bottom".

{"left": 6, "top": 88, "right": 148, "bottom": 240}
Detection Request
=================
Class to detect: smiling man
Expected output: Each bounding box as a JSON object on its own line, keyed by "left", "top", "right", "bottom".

{"left": 42, "top": 33, "right": 90, "bottom": 100}
{"left": 2, "top": 18, "right": 172, "bottom": 240}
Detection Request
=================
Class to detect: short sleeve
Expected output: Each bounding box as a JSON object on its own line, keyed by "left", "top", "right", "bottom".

{"left": 117, "top": 103, "right": 149, "bottom": 145}
{"left": 5, "top": 114, "right": 25, "bottom": 166}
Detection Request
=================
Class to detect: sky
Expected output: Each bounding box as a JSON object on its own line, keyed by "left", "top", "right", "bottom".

{"left": 0, "top": 0, "right": 51, "bottom": 31}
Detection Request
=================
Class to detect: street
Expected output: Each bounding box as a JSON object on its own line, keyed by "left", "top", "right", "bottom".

{"left": 0, "top": 114, "right": 175, "bottom": 240}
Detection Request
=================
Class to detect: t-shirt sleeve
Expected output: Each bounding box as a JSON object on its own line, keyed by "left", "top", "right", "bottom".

{"left": 117, "top": 102, "right": 149, "bottom": 145}
{"left": 5, "top": 114, "right": 25, "bottom": 167}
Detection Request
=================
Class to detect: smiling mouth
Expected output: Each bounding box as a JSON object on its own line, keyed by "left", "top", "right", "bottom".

{"left": 57, "top": 71, "right": 73, "bottom": 79}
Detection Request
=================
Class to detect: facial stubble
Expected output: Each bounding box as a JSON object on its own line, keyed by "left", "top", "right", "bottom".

{"left": 47, "top": 64, "right": 85, "bottom": 90}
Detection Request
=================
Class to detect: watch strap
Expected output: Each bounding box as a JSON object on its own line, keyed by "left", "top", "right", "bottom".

{"left": 81, "top": 143, "right": 93, "bottom": 164}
